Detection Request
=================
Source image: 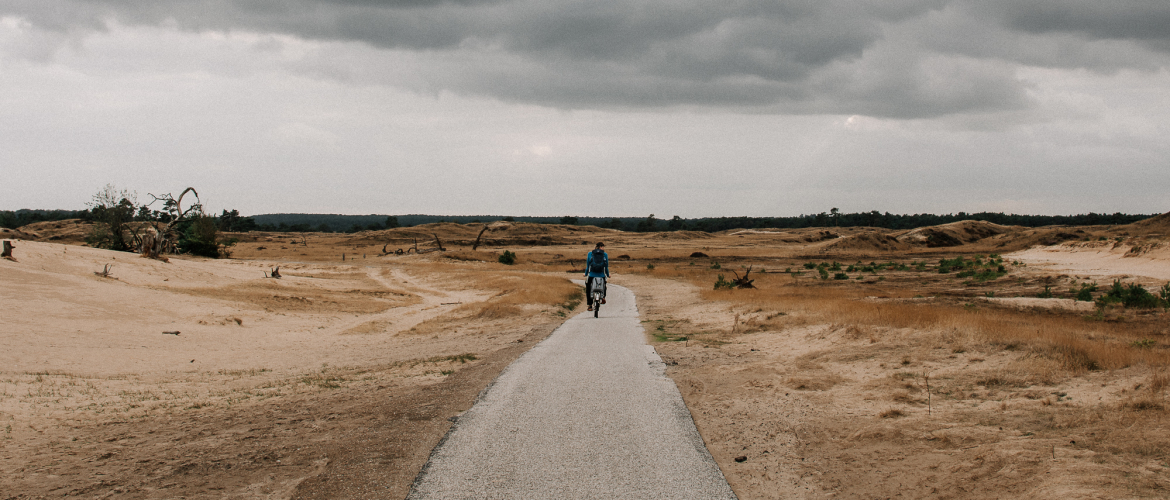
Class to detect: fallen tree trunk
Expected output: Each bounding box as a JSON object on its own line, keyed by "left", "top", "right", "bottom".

{"left": 472, "top": 225, "right": 488, "bottom": 251}
{"left": 731, "top": 266, "right": 755, "bottom": 289}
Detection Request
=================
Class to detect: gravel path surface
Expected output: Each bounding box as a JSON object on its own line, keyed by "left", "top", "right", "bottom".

{"left": 407, "top": 283, "right": 737, "bottom": 499}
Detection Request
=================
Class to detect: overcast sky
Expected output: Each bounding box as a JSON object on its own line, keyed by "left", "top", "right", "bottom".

{"left": 2, "top": 0, "right": 1168, "bottom": 217}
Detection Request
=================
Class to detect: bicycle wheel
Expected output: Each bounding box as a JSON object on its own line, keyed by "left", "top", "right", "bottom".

{"left": 593, "top": 292, "right": 601, "bottom": 317}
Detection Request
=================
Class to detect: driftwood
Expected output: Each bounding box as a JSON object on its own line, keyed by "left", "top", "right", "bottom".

{"left": 162, "top": 331, "right": 181, "bottom": 336}
{"left": 472, "top": 225, "right": 489, "bottom": 251}
{"left": 94, "top": 264, "right": 114, "bottom": 278}
{"left": 265, "top": 266, "right": 282, "bottom": 279}
{"left": 730, "top": 266, "right": 755, "bottom": 289}
{"left": 1, "top": 240, "right": 14, "bottom": 261}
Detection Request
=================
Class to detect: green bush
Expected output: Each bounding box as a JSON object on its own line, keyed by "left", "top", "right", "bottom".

{"left": 833, "top": 273, "right": 848, "bottom": 280}
{"left": 498, "top": 250, "right": 517, "bottom": 265}
{"left": 646, "top": 264, "right": 655, "bottom": 270}
{"left": 178, "top": 215, "right": 221, "bottom": 258}
{"left": 1037, "top": 285, "right": 1054, "bottom": 299}
{"left": 818, "top": 267, "right": 829, "bottom": 280}
{"left": 1096, "top": 279, "right": 1166, "bottom": 309}
{"left": 714, "top": 274, "right": 735, "bottom": 290}
{"left": 1074, "top": 283, "right": 1097, "bottom": 302}
{"left": 803, "top": 262, "right": 817, "bottom": 269}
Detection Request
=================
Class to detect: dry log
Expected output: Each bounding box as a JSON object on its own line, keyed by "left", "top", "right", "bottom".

{"left": 472, "top": 225, "right": 489, "bottom": 251}
{"left": 265, "top": 266, "right": 282, "bottom": 279}
{"left": 433, "top": 234, "right": 446, "bottom": 252}
{"left": 94, "top": 264, "right": 113, "bottom": 278}
{"left": 730, "top": 266, "right": 755, "bottom": 289}
{"left": 1, "top": 240, "right": 14, "bottom": 260}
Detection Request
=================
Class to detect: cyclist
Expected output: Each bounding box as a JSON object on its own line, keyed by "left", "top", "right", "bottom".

{"left": 585, "top": 242, "right": 610, "bottom": 311}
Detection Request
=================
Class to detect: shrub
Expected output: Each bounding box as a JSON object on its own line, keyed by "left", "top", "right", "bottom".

{"left": 498, "top": 250, "right": 516, "bottom": 265}
{"left": 1097, "top": 280, "right": 1166, "bottom": 309}
{"left": 803, "top": 262, "right": 817, "bottom": 269}
{"left": 1037, "top": 285, "right": 1054, "bottom": 299}
{"left": 818, "top": 267, "right": 830, "bottom": 280}
{"left": 1131, "top": 339, "right": 1157, "bottom": 349}
{"left": 178, "top": 215, "right": 220, "bottom": 258}
{"left": 1074, "top": 283, "right": 1097, "bottom": 302}
{"left": 714, "top": 274, "right": 735, "bottom": 290}
{"left": 710, "top": 262, "right": 721, "bottom": 270}
{"left": 833, "top": 273, "right": 848, "bottom": 280}
{"left": 646, "top": 264, "right": 655, "bottom": 270}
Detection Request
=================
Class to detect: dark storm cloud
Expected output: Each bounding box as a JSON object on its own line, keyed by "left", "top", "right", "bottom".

{"left": 991, "top": 0, "right": 1170, "bottom": 41}
{"left": 3, "top": 0, "right": 1168, "bottom": 117}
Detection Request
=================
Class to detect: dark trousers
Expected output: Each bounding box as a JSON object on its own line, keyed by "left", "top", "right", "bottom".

{"left": 586, "top": 277, "right": 606, "bottom": 306}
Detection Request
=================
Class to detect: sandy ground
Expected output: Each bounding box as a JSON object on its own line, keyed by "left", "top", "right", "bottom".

{"left": 1009, "top": 240, "right": 1170, "bottom": 283}
{"left": 3, "top": 218, "right": 1169, "bottom": 499}
{"left": 1, "top": 240, "right": 580, "bottom": 499}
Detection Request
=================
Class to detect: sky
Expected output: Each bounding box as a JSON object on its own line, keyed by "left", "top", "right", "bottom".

{"left": 1, "top": 0, "right": 1168, "bottom": 218}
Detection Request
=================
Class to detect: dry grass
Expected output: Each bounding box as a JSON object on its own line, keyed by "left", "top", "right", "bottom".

{"left": 636, "top": 264, "right": 1170, "bottom": 374}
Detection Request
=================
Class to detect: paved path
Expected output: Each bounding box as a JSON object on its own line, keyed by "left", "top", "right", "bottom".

{"left": 407, "top": 283, "right": 737, "bottom": 499}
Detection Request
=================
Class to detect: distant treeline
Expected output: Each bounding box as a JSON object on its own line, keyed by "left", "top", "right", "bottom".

{"left": 252, "top": 211, "right": 1157, "bottom": 233}
{"left": 0, "top": 209, "right": 88, "bottom": 229}
{"left": 2, "top": 209, "right": 1157, "bottom": 233}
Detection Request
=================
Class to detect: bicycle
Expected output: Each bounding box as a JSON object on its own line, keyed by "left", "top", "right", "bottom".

{"left": 590, "top": 277, "right": 606, "bottom": 318}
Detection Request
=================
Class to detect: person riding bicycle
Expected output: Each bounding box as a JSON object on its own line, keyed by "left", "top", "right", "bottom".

{"left": 585, "top": 242, "right": 610, "bottom": 311}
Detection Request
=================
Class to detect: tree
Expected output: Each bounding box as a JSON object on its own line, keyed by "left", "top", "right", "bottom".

{"left": 560, "top": 216, "right": 579, "bottom": 225}
{"left": 603, "top": 218, "right": 624, "bottom": 230}
{"left": 668, "top": 215, "right": 684, "bottom": 231}
{"left": 137, "top": 187, "right": 206, "bottom": 258}
{"left": 385, "top": 216, "right": 399, "bottom": 229}
{"left": 830, "top": 208, "right": 840, "bottom": 227}
{"left": 636, "top": 214, "right": 659, "bottom": 232}
{"left": 179, "top": 214, "right": 221, "bottom": 258}
{"left": 85, "top": 184, "right": 138, "bottom": 251}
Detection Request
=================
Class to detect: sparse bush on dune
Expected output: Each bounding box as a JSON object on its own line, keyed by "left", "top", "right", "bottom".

{"left": 498, "top": 250, "right": 517, "bottom": 265}
{"left": 1096, "top": 279, "right": 1168, "bottom": 309}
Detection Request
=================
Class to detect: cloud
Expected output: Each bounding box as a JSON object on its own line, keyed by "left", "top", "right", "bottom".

{"left": 2, "top": 0, "right": 1169, "bottom": 118}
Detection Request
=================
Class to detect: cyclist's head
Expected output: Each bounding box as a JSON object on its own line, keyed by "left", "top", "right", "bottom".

{"left": 595, "top": 242, "right": 605, "bottom": 249}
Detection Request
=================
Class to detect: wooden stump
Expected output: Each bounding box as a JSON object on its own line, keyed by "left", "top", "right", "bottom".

{"left": 1, "top": 240, "right": 14, "bottom": 260}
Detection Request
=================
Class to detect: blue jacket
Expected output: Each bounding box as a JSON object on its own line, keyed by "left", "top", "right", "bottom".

{"left": 586, "top": 250, "right": 609, "bottom": 278}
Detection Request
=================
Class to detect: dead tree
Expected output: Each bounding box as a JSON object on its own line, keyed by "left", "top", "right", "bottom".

{"left": 730, "top": 266, "right": 756, "bottom": 289}
{"left": 433, "top": 233, "right": 446, "bottom": 251}
{"left": 472, "top": 225, "right": 489, "bottom": 251}
{"left": 2, "top": 240, "right": 15, "bottom": 261}
{"left": 140, "top": 187, "right": 202, "bottom": 259}
{"left": 94, "top": 264, "right": 113, "bottom": 278}
{"left": 265, "top": 266, "right": 281, "bottom": 279}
